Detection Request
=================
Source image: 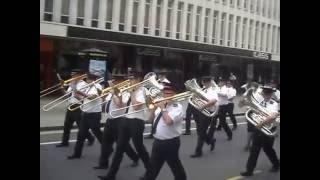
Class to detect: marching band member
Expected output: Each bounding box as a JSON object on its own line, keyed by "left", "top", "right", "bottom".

{"left": 140, "top": 74, "right": 187, "bottom": 180}
{"left": 216, "top": 78, "right": 233, "bottom": 140}
{"left": 94, "top": 74, "right": 139, "bottom": 170}
{"left": 226, "top": 80, "right": 238, "bottom": 130}
{"left": 56, "top": 69, "right": 95, "bottom": 147}
{"left": 98, "top": 69, "right": 150, "bottom": 180}
{"left": 67, "top": 73, "right": 104, "bottom": 159}
{"left": 240, "top": 86, "right": 280, "bottom": 176}
{"left": 190, "top": 76, "right": 219, "bottom": 158}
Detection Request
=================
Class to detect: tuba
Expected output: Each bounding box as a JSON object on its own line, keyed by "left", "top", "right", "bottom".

{"left": 184, "top": 78, "right": 218, "bottom": 117}
{"left": 242, "top": 86, "right": 279, "bottom": 137}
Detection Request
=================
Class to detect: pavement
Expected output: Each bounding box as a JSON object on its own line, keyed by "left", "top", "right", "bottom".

{"left": 40, "top": 116, "right": 280, "bottom": 180}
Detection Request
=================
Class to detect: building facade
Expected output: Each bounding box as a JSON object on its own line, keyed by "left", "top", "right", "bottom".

{"left": 40, "top": 0, "right": 280, "bottom": 90}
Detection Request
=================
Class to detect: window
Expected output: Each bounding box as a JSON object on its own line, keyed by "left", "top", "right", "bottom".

{"left": 266, "top": 24, "right": 271, "bottom": 52}
{"left": 144, "top": 0, "right": 151, "bottom": 34}
{"left": 250, "top": 0, "right": 255, "bottom": 13}
{"left": 195, "top": 6, "right": 202, "bottom": 41}
{"left": 44, "top": 0, "right": 53, "bottom": 21}
{"left": 260, "top": 23, "right": 265, "bottom": 51}
{"left": 61, "top": 0, "right": 70, "bottom": 23}
{"left": 248, "top": 20, "right": 253, "bottom": 49}
{"left": 254, "top": 21, "right": 259, "bottom": 50}
{"left": 119, "top": 0, "right": 126, "bottom": 31}
{"left": 212, "top": 11, "right": 219, "bottom": 44}
{"left": 166, "top": 0, "right": 174, "bottom": 37}
{"left": 237, "top": 0, "right": 241, "bottom": 9}
{"left": 262, "top": 0, "right": 266, "bottom": 17}
{"left": 105, "top": 0, "right": 113, "bottom": 29}
{"left": 215, "top": 0, "right": 220, "bottom": 3}
{"left": 222, "top": 0, "right": 227, "bottom": 5}
{"left": 220, "top": 13, "right": 226, "bottom": 45}
{"left": 241, "top": 18, "right": 247, "bottom": 48}
{"left": 273, "top": 0, "right": 277, "bottom": 20}
{"left": 230, "top": 0, "right": 234, "bottom": 7}
{"left": 186, "top": 4, "right": 193, "bottom": 40}
{"left": 227, "top": 15, "right": 233, "bottom": 46}
{"left": 256, "top": 0, "right": 260, "bottom": 15}
{"left": 268, "top": 0, "right": 272, "bottom": 18}
{"left": 244, "top": 0, "right": 248, "bottom": 11}
{"left": 91, "top": 0, "right": 99, "bottom": 27}
{"left": 77, "top": 0, "right": 85, "bottom": 25}
{"left": 155, "top": 0, "right": 162, "bottom": 36}
{"left": 204, "top": 8, "right": 210, "bottom": 42}
{"left": 132, "top": 0, "right": 139, "bottom": 33}
{"left": 235, "top": 17, "right": 240, "bottom": 47}
{"left": 176, "top": 2, "right": 183, "bottom": 39}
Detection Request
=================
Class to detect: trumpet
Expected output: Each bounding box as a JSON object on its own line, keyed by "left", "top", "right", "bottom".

{"left": 78, "top": 80, "right": 131, "bottom": 112}
{"left": 40, "top": 73, "right": 87, "bottom": 98}
{"left": 109, "top": 91, "right": 193, "bottom": 119}
{"left": 41, "top": 77, "right": 104, "bottom": 111}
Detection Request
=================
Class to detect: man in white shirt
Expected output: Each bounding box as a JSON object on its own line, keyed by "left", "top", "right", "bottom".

{"left": 68, "top": 73, "right": 104, "bottom": 159}
{"left": 95, "top": 75, "right": 139, "bottom": 170}
{"left": 140, "top": 72, "right": 187, "bottom": 180}
{"left": 241, "top": 86, "right": 280, "bottom": 176}
{"left": 226, "top": 80, "right": 238, "bottom": 130}
{"left": 190, "top": 76, "right": 219, "bottom": 158}
{"left": 99, "top": 70, "right": 150, "bottom": 180}
{"left": 216, "top": 79, "right": 233, "bottom": 140}
{"left": 56, "top": 69, "right": 95, "bottom": 147}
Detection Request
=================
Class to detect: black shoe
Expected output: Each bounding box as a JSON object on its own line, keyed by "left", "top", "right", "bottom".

{"left": 190, "top": 154, "right": 202, "bottom": 158}
{"left": 67, "top": 154, "right": 81, "bottom": 159}
{"left": 210, "top": 139, "right": 216, "bottom": 151}
{"left": 56, "top": 143, "right": 69, "bottom": 147}
{"left": 183, "top": 132, "right": 191, "bottom": 135}
{"left": 97, "top": 175, "right": 115, "bottom": 180}
{"left": 240, "top": 171, "right": 253, "bottom": 176}
{"left": 93, "top": 165, "right": 108, "bottom": 170}
{"left": 87, "top": 138, "right": 95, "bottom": 146}
{"left": 131, "top": 160, "right": 139, "bottom": 167}
{"left": 232, "top": 126, "right": 237, "bottom": 131}
{"left": 216, "top": 127, "right": 222, "bottom": 131}
{"left": 269, "top": 166, "right": 280, "bottom": 172}
{"left": 145, "top": 134, "right": 153, "bottom": 139}
{"left": 227, "top": 136, "right": 232, "bottom": 141}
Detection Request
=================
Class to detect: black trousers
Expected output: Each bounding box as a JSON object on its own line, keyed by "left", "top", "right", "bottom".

{"left": 193, "top": 111, "right": 212, "bottom": 155}
{"left": 217, "top": 105, "right": 232, "bottom": 138}
{"left": 207, "top": 115, "right": 218, "bottom": 143}
{"left": 99, "top": 118, "right": 139, "bottom": 166}
{"left": 73, "top": 112, "right": 103, "bottom": 156}
{"left": 105, "top": 118, "right": 150, "bottom": 179}
{"left": 143, "top": 137, "right": 187, "bottom": 180}
{"left": 226, "top": 103, "right": 237, "bottom": 127}
{"left": 185, "top": 104, "right": 196, "bottom": 134}
{"left": 60, "top": 106, "right": 94, "bottom": 145}
{"left": 246, "top": 130, "right": 280, "bottom": 172}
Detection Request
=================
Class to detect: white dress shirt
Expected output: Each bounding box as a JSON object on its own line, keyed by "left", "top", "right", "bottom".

{"left": 153, "top": 102, "right": 183, "bottom": 140}
{"left": 227, "top": 87, "right": 237, "bottom": 104}
{"left": 125, "top": 87, "right": 150, "bottom": 121}
{"left": 202, "top": 86, "right": 219, "bottom": 112}
{"left": 66, "top": 80, "right": 87, "bottom": 105}
{"left": 82, "top": 83, "right": 103, "bottom": 113}
{"left": 217, "top": 85, "right": 229, "bottom": 105}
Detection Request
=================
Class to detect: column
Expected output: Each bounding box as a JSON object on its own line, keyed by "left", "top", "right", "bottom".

{"left": 160, "top": 0, "right": 168, "bottom": 37}
{"left": 125, "top": 0, "right": 134, "bottom": 32}
{"left": 207, "top": 9, "right": 213, "bottom": 43}
{"left": 180, "top": 2, "right": 187, "bottom": 40}
{"left": 84, "top": 0, "right": 93, "bottom": 27}
{"left": 137, "top": 0, "right": 146, "bottom": 34}
{"left": 244, "top": 18, "right": 249, "bottom": 49}
{"left": 40, "top": 0, "right": 45, "bottom": 21}
{"left": 256, "top": 22, "right": 261, "bottom": 50}
{"left": 190, "top": 5, "right": 196, "bottom": 41}
{"left": 149, "top": 0, "right": 157, "bottom": 35}
{"left": 69, "top": 0, "right": 78, "bottom": 25}
{"left": 199, "top": 7, "right": 205, "bottom": 42}
{"left": 53, "top": 0, "right": 62, "bottom": 22}
{"left": 216, "top": 11, "right": 221, "bottom": 45}
{"left": 231, "top": 16, "right": 236, "bottom": 47}
{"left": 224, "top": 13, "right": 229, "bottom": 46}
{"left": 273, "top": 26, "right": 278, "bottom": 53}
{"left": 262, "top": 24, "right": 267, "bottom": 51}
{"left": 112, "top": 0, "right": 121, "bottom": 30}
{"left": 237, "top": 17, "right": 243, "bottom": 48}
{"left": 171, "top": 0, "right": 178, "bottom": 38}
{"left": 98, "top": 0, "right": 107, "bottom": 28}
{"left": 251, "top": 20, "right": 256, "bottom": 49}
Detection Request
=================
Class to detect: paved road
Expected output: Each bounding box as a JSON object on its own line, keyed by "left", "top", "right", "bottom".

{"left": 40, "top": 117, "right": 280, "bottom": 180}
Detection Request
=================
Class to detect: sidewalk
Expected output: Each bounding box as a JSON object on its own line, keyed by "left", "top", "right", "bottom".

{"left": 40, "top": 96, "right": 247, "bottom": 129}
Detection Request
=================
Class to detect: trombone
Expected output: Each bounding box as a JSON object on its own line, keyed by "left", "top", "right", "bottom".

{"left": 41, "top": 77, "right": 104, "bottom": 111}
{"left": 109, "top": 91, "right": 193, "bottom": 119}
{"left": 75, "top": 80, "right": 131, "bottom": 112}
{"left": 40, "top": 73, "right": 87, "bottom": 98}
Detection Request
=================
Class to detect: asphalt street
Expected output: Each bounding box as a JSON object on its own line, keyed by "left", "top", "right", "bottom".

{"left": 40, "top": 116, "right": 280, "bottom": 180}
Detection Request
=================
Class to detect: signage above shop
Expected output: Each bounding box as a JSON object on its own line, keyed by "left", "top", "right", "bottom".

{"left": 199, "top": 54, "right": 218, "bottom": 62}
{"left": 253, "top": 51, "right": 270, "bottom": 60}
{"left": 137, "top": 48, "right": 161, "bottom": 56}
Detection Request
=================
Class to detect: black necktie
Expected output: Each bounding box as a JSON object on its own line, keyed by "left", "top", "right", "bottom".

{"left": 152, "top": 112, "right": 163, "bottom": 134}
{"left": 125, "top": 97, "right": 131, "bottom": 113}
{"left": 105, "top": 100, "right": 112, "bottom": 113}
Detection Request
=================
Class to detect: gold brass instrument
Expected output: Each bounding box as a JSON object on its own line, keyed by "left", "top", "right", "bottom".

{"left": 185, "top": 78, "right": 218, "bottom": 117}
{"left": 78, "top": 80, "right": 131, "bottom": 112}
{"left": 40, "top": 73, "right": 87, "bottom": 98}
{"left": 109, "top": 91, "right": 193, "bottom": 119}
{"left": 242, "top": 87, "right": 279, "bottom": 137}
{"left": 41, "top": 77, "right": 104, "bottom": 111}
